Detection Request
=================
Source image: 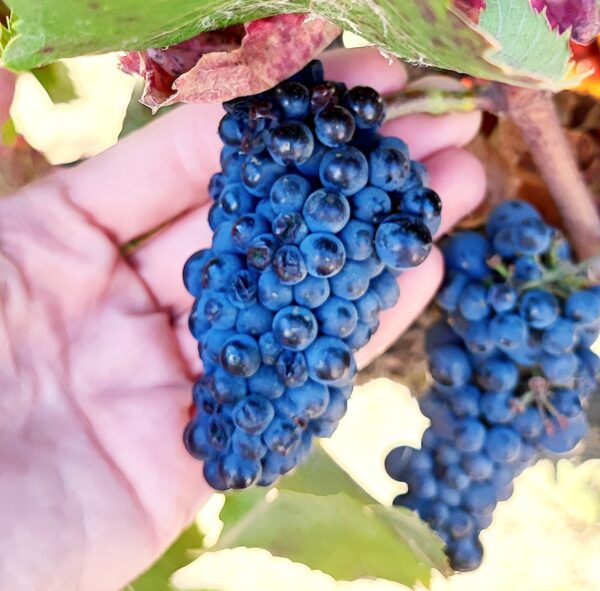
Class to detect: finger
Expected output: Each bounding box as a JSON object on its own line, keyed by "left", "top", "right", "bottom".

{"left": 381, "top": 109, "right": 482, "bottom": 161}
{"left": 175, "top": 312, "right": 203, "bottom": 376}
{"left": 130, "top": 201, "right": 212, "bottom": 314}
{"left": 56, "top": 101, "right": 224, "bottom": 243}
{"left": 359, "top": 247, "right": 444, "bottom": 369}
{"left": 321, "top": 46, "right": 408, "bottom": 94}
{"left": 425, "top": 147, "right": 487, "bottom": 238}
{"left": 130, "top": 47, "right": 410, "bottom": 311}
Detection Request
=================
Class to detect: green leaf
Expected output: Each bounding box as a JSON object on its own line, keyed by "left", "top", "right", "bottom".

{"left": 118, "top": 80, "right": 174, "bottom": 139}
{"left": 0, "top": 6, "right": 14, "bottom": 53}
{"left": 1, "top": 0, "right": 269, "bottom": 70}
{"left": 478, "top": 0, "right": 572, "bottom": 90}
{"left": 217, "top": 489, "right": 447, "bottom": 586}
{"left": 277, "top": 445, "right": 375, "bottom": 503}
{"left": 214, "top": 447, "right": 447, "bottom": 586}
{"left": 373, "top": 505, "right": 449, "bottom": 574}
{"left": 124, "top": 523, "right": 204, "bottom": 591}
{"left": 30, "top": 62, "right": 77, "bottom": 103}
{"left": 1, "top": 115, "right": 16, "bottom": 145}
{"left": 0, "top": 23, "right": 10, "bottom": 51}
{"left": 1, "top": 0, "right": 576, "bottom": 89}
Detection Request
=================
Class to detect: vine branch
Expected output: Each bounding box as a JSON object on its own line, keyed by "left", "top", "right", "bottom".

{"left": 504, "top": 86, "right": 600, "bottom": 261}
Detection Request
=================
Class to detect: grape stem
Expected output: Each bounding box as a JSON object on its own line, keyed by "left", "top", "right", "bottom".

{"left": 522, "top": 251, "right": 600, "bottom": 290}
{"left": 504, "top": 86, "right": 600, "bottom": 261}
{"left": 383, "top": 86, "right": 500, "bottom": 118}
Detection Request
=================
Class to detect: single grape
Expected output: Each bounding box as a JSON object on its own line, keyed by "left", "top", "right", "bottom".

{"left": 315, "top": 297, "right": 359, "bottom": 338}
{"left": 428, "top": 345, "right": 473, "bottom": 388}
{"left": 314, "top": 105, "right": 356, "bottom": 147}
{"left": 272, "top": 244, "right": 308, "bottom": 285}
{"left": 242, "top": 152, "right": 286, "bottom": 197}
{"left": 319, "top": 146, "right": 369, "bottom": 195}
{"left": 489, "top": 313, "right": 529, "bottom": 350}
{"left": 233, "top": 395, "right": 275, "bottom": 434}
{"left": 399, "top": 187, "right": 442, "bottom": 234}
{"left": 344, "top": 86, "right": 386, "bottom": 129}
{"left": 305, "top": 336, "right": 356, "bottom": 385}
{"left": 339, "top": 219, "right": 375, "bottom": 261}
{"left": 329, "top": 260, "right": 371, "bottom": 300}
{"left": 519, "top": 289, "right": 559, "bottom": 329}
{"left": 268, "top": 121, "right": 314, "bottom": 166}
{"left": 270, "top": 174, "right": 311, "bottom": 214}
{"left": 485, "top": 426, "right": 522, "bottom": 463}
{"left": 352, "top": 186, "right": 392, "bottom": 224}
{"left": 375, "top": 215, "right": 432, "bottom": 270}
{"left": 293, "top": 275, "right": 331, "bottom": 309}
{"left": 299, "top": 232, "right": 346, "bottom": 278}
{"left": 235, "top": 303, "right": 274, "bottom": 336}
{"left": 272, "top": 212, "right": 309, "bottom": 244}
{"left": 273, "top": 81, "right": 311, "bottom": 120}
{"left": 275, "top": 350, "right": 308, "bottom": 387}
{"left": 221, "top": 334, "right": 262, "bottom": 377}
{"left": 247, "top": 233, "right": 279, "bottom": 272}
{"left": 442, "top": 232, "right": 491, "bottom": 280}
{"left": 485, "top": 199, "right": 541, "bottom": 237}
{"left": 369, "top": 143, "right": 410, "bottom": 191}
{"left": 303, "top": 189, "right": 350, "bottom": 233}
{"left": 565, "top": 290, "right": 600, "bottom": 326}
{"left": 272, "top": 305, "right": 318, "bottom": 351}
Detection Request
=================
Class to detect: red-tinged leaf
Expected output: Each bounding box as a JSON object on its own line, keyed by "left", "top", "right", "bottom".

{"left": 120, "top": 25, "right": 245, "bottom": 109}
{"left": 530, "top": 0, "right": 600, "bottom": 43}
{"left": 454, "top": 0, "right": 487, "bottom": 22}
{"left": 121, "top": 14, "right": 341, "bottom": 111}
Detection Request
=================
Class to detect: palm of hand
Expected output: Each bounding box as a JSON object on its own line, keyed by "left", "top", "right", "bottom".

{"left": 0, "top": 186, "right": 206, "bottom": 591}
{"left": 0, "top": 48, "right": 485, "bottom": 591}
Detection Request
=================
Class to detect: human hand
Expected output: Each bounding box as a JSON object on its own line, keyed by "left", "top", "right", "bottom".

{"left": 0, "top": 47, "right": 485, "bottom": 591}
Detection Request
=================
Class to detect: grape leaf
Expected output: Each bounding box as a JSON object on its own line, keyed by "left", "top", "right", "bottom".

{"left": 276, "top": 444, "right": 376, "bottom": 503}
{"left": 213, "top": 447, "right": 448, "bottom": 586}
{"left": 479, "top": 0, "right": 572, "bottom": 88}
{"left": 531, "top": 0, "right": 600, "bottom": 44}
{"left": 31, "top": 62, "right": 77, "bottom": 103}
{"left": 118, "top": 80, "right": 175, "bottom": 139}
{"left": 121, "top": 14, "right": 340, "bottom": 109}
{"left": 453, "top": 0, "right": 486, "bottom": 22}
{"left": 217, "top": 490, "right": 447, "bottom": 586}
{"left": 0, "top": 0, "right": 577, "bottom": 90}
{"left": 123, "top": 523, "right": 205, "bottom": 591}
{"left": 1, "top": 114, "right": 16, "bottom": 144}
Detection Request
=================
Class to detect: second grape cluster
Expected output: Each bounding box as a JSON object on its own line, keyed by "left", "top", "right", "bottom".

{"left": 387, "top": 200, "right": 600, "bottom": 571}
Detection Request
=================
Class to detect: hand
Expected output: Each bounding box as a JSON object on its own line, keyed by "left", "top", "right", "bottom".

{"left": 0, "top": 47, "right": 485, "bottom": 591}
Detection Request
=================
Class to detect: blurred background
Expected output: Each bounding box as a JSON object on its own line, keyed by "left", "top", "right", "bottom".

{"left": 6, "top": 32, "right": 600, "bottom": 591}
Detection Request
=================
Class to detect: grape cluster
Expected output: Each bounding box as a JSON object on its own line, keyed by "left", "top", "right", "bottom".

{"left": 386, "top": 200, "right": 600, "bottom": 571}
{"left": 183, "top": 60, "right": 441, "bottom": 490}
